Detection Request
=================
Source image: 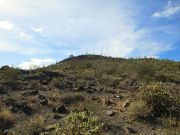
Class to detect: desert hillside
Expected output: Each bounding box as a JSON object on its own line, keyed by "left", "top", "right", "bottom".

{"left": 0, "top": 55, "right": 180, "bottom": 135}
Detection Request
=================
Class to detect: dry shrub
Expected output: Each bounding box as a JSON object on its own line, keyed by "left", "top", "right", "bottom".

{"left": 59, "top": 93, "right": 84, "bottom": 105}
{"left": 0, "top": 109, "right": 14, "bottom": 131}
{"left": 128, "top": 101, "right": 152, "bottom": 120}
{"left": 24, "top": 116, "right": 46, "bottom": 135}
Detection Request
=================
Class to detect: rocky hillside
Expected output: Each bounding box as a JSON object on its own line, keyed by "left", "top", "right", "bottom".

{"left": 0, "top": 55, "right": 180, "bottom": 135}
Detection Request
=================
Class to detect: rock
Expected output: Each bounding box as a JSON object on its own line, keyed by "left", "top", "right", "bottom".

{"left": 38, "top": 95, "right": 46, "bottom": 100}
{"left": 40, "top": 98, "right": 48, "bottom": 106}
{"left": 3, "top": 130, "right": 9, "bottom": 135}
{"left": 78, "top": 86, "right": 85, "bottom": 91}
{"left": 13, "top": 102, "right": 26, "bottom": 111}
{"left": 23, "top": 106, "right": 33, "bottom": 116}
{"left": 106, "top": 110, "right": 116, "bottom": 116}
{"left": 114, "top": 95, "right": 123, "bottom": 99}
{"left": 10, "top": 106, "right": 18, "bottom": 113}
{"left": 122, "top": 100, "right": 130, "bottom": 108}
{"left": 104, "top": 99, "right": 114, "bottom": 106}
{"left": 125, "top": 126, "right": 138, "bottom": 134}
{"left": 90, "top": 96, "right": 101, "bottom": 102}
{"left": 29, "top": 90, "right": 39, "bottom": 95}
{"left": 86, "top": 89, "right": 93, "bottom": 93}
{"left": 53, "top": 114, "right": 62, "bottom": 119}
{"left": 54, "top": 105, "right": 68, "bottom": 114}
{"left": 106, "top": 89, "right": 117, "bottom": 94}
{"left": 11, "top": 102, "right": 33, "bottom": 115}
{"left": 41, "top": 80, "right": 49, "bottom": 85}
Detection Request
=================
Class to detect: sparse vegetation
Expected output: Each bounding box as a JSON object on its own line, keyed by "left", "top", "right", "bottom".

{"left": 128, "top": 82, "right": 180, "bottom": 127}
{"left": 140, "top": 82, "right": 180, "bottom": 118}
{"left": 0, "top": 109, "right": 14, "bottom": 131}
{"left": 24, "top": 116, "right": 46, "bottom": 135}
{"left": 0, "top": 55, "right": 180, "bottom": 134}
{"left": 44, "top": 111, "right": 102, "bottom": 135}
{"left": 128, "top": 101, "right": 152, "bottom": 120}
{"left": 0, "top": 67, "right": 21, "bottom": 83}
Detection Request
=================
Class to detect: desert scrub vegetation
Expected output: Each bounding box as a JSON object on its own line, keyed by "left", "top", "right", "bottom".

{"left": 140, "top": 82, "right": 180, "bottom": 117}
{"left": 59, "top": 93, "right": 85, "bottom": 105}
{"left": 23, "top": 116, "right": 46, "bottom": 135}
{"left": 128, "top": 82, "right": 180, "bottom": 123}
{"left": 128, "top": 100, "right": 152, "bottom": 120}
{"left": 0, "top": 67, "right": 21, "bottom": 83}
{"left": 43, "top": 111, "right": 102, "bottom": 135}
{"left": 0, "top": 109, "right": 14, "bottom": 131}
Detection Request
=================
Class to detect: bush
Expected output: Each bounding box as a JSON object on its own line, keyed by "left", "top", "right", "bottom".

{"left": 135, "top": 62, "right": 155, "bottom": 82}
{"left": 59, "top": 93, "right": 85, "bottom": 105}
{"left": 0, "top": 68, "right": 21, "bottom": 83}
{"left": 128, "top": 83, "right": 180, "bottom": 123}
{"left": 44, "top": 111, "right": 102, "bottom": 135}
{"left": 0, "top": 110, "right": 14, "bottom": 131}
{"left": 78, "top": 101, "right": 99, "bottom": 114}
{"left": 140, "top": 82, "right": 180, "bottom": 117}
{"left": 128, "top": 101, "right": 152, "bottom": 120}
{"left": 25, "top": 116, "right": 45, "bottom": 135}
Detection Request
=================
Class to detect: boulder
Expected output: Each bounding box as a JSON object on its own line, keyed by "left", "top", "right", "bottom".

{"left": 11, "top": 102, "right": 33, "bottom": 115}
{"left": 23, "top": 106, "right": 33, "bottom": 116}
{"left": 40, "top": 98, "right": 48, "bottom": 106}
{"left": 125, "top": 126, "right": 138, "bottom": 134}
{"left": 54, "top": 105, "right": 67, "bottom": 114}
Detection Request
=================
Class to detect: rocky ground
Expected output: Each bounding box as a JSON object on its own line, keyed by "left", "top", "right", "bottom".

{"left": 0, "top": 55, "right": 180, "bottom": 135}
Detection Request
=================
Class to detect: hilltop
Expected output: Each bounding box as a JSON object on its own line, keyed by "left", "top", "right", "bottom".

{"left": 0, "top": 55, "right": 180, "bottom": 135}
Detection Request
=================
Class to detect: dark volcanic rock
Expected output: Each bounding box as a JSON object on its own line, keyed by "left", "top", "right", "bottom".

{"left": 38, "top": 95, "right": 48, "bottom": 105}
{"left": 125, "top": 126, "right": 138, "bottom": 134}
{"left": 29, "top": 90, "right": 39, "bottom": 95}
{"left": 53, "top": 105, "right": 68, "bottom": 114}
{"left": 38, "top": 95, "right": 46, "bottom": 100}
{"left": 23, "top": 106, "right": 33, "bottom": 116}
{"left": 40, "top": 98, "right": 48, "bottom": 106}
{"left": 53, "top": 114, "right": 62, "bottom": 119}
{"left": 11, "top": 101, "right": 33, "bottom": 115}
{"left": 78, "top": 86, "right": 85, "bottom": 91}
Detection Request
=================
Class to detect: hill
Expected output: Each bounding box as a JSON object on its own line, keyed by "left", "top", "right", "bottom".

{"left": 0, "top": 55, "right": 180, "bottom": 135}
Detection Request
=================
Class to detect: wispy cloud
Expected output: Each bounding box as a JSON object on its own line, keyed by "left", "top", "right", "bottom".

{"left": 0, "top": 20, "right": 15, "bottom": 31}
{"left": 0, "top": 0, "right": 177, "bottom": 61}
{"left": 18, "top": 58, "right": 56, "bottom": 69}
{"left": 31, "top": 27, "right": 43, "bottom": 32}
{"left": 152, "top": 2, "right": 180, "bottom": 18}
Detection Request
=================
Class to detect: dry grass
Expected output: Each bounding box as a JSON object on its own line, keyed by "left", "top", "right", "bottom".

{"left": 128, "top": 101, "right": 152, "bottom": 121}
{"left": 0, "top": 109, "right": 15, "bottom": 131}
{"left": 23, "top": 116, "right": 46, "bottom": 135}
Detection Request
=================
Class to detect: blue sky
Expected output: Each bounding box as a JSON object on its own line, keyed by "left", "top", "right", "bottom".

{"left": 0, "top": 0, "right": 179, "bottom": 69}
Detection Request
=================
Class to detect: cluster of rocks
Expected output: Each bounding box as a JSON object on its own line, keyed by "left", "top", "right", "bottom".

{"left": 10, "top": 101, "right": 33, "bottom": 116}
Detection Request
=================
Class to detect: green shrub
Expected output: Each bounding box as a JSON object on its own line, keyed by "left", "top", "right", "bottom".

{"left": 44, "top": 111, "right": 102, "bottom": 135}
{"left": 140, "top": 82, "right": 180, "bottom": 117}
{"left": 0, "top": 68, "right": 21, "bottom": 83}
